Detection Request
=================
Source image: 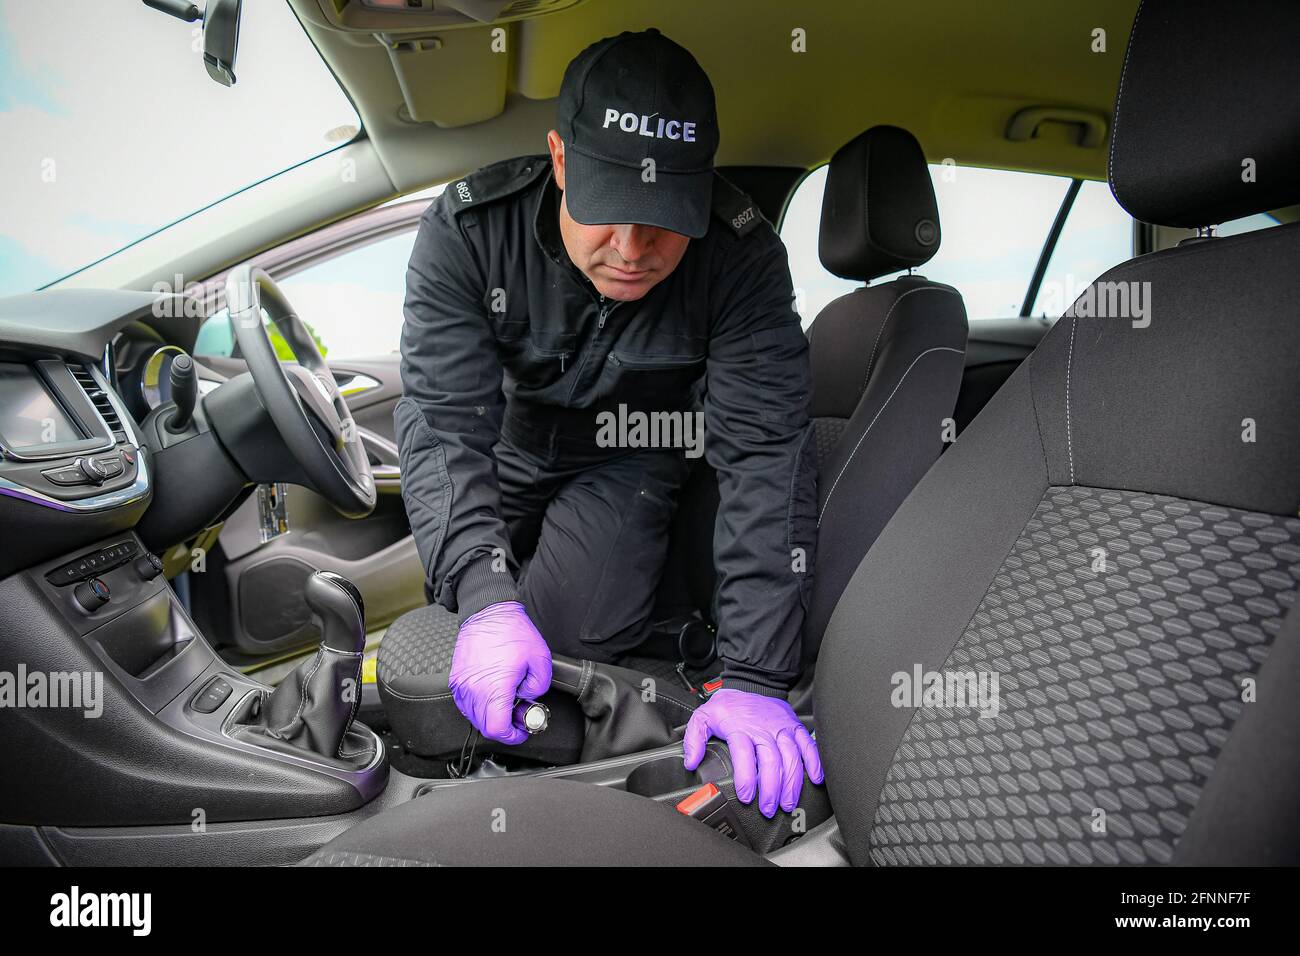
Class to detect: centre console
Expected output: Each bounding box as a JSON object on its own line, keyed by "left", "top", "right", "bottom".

{"left": 0, "top": 526, "right": 827, "bottom": 862}
{"left": 0, "top": 529, "right": 388, "bottom": 832}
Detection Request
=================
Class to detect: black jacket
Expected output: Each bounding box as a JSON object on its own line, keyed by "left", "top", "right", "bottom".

{"left": 396, "top": 155, "right": 817, "bottom": 693}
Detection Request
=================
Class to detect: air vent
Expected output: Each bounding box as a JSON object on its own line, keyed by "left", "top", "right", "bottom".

{"left": 67, "top": 364, "right": 125, "bottom": 441}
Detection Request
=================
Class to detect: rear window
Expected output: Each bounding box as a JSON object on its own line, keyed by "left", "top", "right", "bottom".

{"left": 1029, "top": 180, "right": 1133, "bottom": 317}
{"left": 781, "top": 163, "right": 1131, "bottom": 325}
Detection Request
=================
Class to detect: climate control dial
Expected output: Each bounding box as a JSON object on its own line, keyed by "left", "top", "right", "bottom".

{"left": 73, "top": 577, "right": 110, "bottom": 614}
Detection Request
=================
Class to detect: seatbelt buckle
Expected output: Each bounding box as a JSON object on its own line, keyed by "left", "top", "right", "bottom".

{"left": 675, "top": 782, "right": 752, "bottom": 848}
{"left": 681, "top": 671, "right": 723, "bottom": 703}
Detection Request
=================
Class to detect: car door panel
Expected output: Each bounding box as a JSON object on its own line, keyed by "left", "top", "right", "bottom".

{"left": 196, "top": 353, "right": 423, "bottom": 655}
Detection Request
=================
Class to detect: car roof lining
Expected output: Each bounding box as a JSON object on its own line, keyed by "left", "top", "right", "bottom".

{"left": 291, "top": 0, "right": 1141, "bottom": 197}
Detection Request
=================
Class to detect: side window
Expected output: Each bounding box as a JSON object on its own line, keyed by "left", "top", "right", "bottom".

{"left": 194, "top": 307, "right": 329, "bottom": 360}
{"left": 277, "top": 230, "right": 418, "bottom": 359}
{"left": 194, "top": 229, "right": 419, "bottom": 360}
{"left": 782, "top": 164, "right": 1092, "bottom": 325}
{"left": 1216, "top": 212, "right": 1279, "bottom": 237}
{"left": 1029, "top": 180, "right": 1133, "bottom": 317}
{"left": 194, "top": 308, "right": 236, "bottom": 357}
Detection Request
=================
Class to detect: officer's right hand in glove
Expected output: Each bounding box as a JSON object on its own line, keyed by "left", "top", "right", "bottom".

{"left": 449, "top": 601, "right": 552, "bottom": 745}
{"left": 682, "top": 689, "right": 823, "bottom": 818}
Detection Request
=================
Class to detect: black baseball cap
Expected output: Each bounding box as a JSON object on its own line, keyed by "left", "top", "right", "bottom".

{"left": 557, "top": 29, "right": 719, "bottom": 239}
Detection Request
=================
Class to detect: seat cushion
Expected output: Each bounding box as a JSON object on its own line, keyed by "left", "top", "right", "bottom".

{"left": 301, "top": 776, "right": 767, "bottom": 867}
{"left": 867, "top": 485, "right": 1299, "bottom": 865}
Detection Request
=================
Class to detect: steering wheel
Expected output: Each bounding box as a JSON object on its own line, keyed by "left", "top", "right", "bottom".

{"left": 225, "top": 265, "right": 376, "bottom": 519}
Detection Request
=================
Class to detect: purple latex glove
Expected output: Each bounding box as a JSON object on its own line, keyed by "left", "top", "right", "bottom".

{"left": 683, "top": 688, "right": 824, "bottom": 818}
{"left": 449, "top": 601, "right": 552, "bottom": 745}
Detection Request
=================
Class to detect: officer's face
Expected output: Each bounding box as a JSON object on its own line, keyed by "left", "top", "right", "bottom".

{"left": 547, "top": 131, "right": 691, "bottom": 301}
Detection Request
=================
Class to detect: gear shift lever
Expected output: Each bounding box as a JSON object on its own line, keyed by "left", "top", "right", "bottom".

{"left": 227, "top": 571, "right": 378, "bottom": 768}
{"left": 306, "top": 571, "right": 365, "bottom": 654}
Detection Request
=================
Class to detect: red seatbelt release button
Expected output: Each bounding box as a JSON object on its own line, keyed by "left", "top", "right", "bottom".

{"left": 675, "top": 781, "right": 749, "bottom": 846}
{"left": 676, "top": 782, "right": 721, "bottom": 817}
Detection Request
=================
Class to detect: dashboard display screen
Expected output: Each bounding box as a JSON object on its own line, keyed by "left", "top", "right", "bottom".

{"left": 0, "top": 362, "right": 82, "bottom": 449}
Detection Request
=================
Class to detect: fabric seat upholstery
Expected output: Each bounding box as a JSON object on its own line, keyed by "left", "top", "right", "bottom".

{"left": 816, "top": 0, "right": 1300, "bottom": 866}
{"left": 303, "top": 776, "right": 767, "bottom": 867}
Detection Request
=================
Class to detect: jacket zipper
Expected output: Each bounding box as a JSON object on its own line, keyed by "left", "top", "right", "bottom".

{"left": 529, "top": 344, "right": 572, "bottom": 372}
{"left": 607, "top": 351, "right": 705, "bottom": 370}
{"left": 565, "top": 293, "right": 619, "bottom": 403}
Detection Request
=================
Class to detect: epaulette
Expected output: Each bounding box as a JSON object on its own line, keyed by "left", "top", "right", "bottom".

{"left": 447, "top": 155, "right": 550, "bottom": 222}
{"left": 711, "top": 172, "right": 765, "bottom": 237}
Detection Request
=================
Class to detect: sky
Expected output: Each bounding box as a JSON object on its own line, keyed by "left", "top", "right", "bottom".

{"left": 0, "top": 0, "right": 359, "bottom": 296}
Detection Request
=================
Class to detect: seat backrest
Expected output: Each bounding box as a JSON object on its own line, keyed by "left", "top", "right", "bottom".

{"left": 803, "top": 126, "right": 968, "bottom": 660}
{"left": 655, "top": 128, "right": 967, "bottom": 649}
{"left": 816, "top": 0, "right": 1300, "bottom": 867}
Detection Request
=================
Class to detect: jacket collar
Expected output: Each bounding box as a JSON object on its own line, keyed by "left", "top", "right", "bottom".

{"left": 533, "top": 168, "right": 613, "bottom": 302}
{"left": 532, "top": 167, "right": 568, "bottom": 267}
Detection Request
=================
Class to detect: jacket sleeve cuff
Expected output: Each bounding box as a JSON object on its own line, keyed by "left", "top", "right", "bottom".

{"left": 717, "top": 671, "right": 790, "bottom": 699}
{"left": 453, "top": 554, "right": 520, "bottom": 623}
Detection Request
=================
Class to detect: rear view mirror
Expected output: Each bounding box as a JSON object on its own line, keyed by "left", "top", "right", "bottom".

{"left": 141, "top": 0, "right": 243, "bottom": 87}
{"left": 202, "top": 0, "right": 242, "bottom": 87}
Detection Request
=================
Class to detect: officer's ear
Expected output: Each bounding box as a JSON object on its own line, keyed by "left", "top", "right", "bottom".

{"left": 546, "top": 130, "right": 566, "bottom": 190}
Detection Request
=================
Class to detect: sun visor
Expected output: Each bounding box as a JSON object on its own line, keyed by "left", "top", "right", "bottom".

{"left": 380, "top": 28, "right": 507, "bottom": 127}
{"left": 300, "top": 0, "right": 592, "bottom": 128}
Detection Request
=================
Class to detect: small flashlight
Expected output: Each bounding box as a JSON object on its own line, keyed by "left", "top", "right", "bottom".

{"left": 513, "top": 699, "right": 549, "bottom": 734}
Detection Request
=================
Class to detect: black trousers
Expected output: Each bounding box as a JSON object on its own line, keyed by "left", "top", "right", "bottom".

{"left": 495, "top": 425, "right": 693, "bottom": 663}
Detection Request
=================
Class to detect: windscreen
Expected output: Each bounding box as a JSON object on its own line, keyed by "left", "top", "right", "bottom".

{"left": 0, "top": 1, "right": 361, "bottom": 296}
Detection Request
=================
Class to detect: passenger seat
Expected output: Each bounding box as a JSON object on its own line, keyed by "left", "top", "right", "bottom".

{"left": 800, "top": 125, "right": 968, "bottom": 660}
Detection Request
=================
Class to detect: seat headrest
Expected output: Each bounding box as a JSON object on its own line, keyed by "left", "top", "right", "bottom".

{"left": 818, "top": 126, "right": 940, "bottom": 282}
{"left": 1109, "top": 0, "right": 1300, "bottom": 227}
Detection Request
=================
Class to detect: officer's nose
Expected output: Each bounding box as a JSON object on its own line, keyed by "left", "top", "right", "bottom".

{"left": 609, "top": 223, "right": 654, "bottom": 265}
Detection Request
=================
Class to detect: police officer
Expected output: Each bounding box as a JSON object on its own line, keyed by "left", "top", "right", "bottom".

{"left": 397, "top": 29, "right": 821, "bottom": 817}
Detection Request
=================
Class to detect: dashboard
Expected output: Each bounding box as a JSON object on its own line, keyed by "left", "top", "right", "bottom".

{"left": 0, "top": 358, "right": 144, "bottom": 507}
{"left": 0, "top": 289, "right": 194, "bottom": 577}
{"left": 0, "top": 285, "right": 372, "bottom": 583}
